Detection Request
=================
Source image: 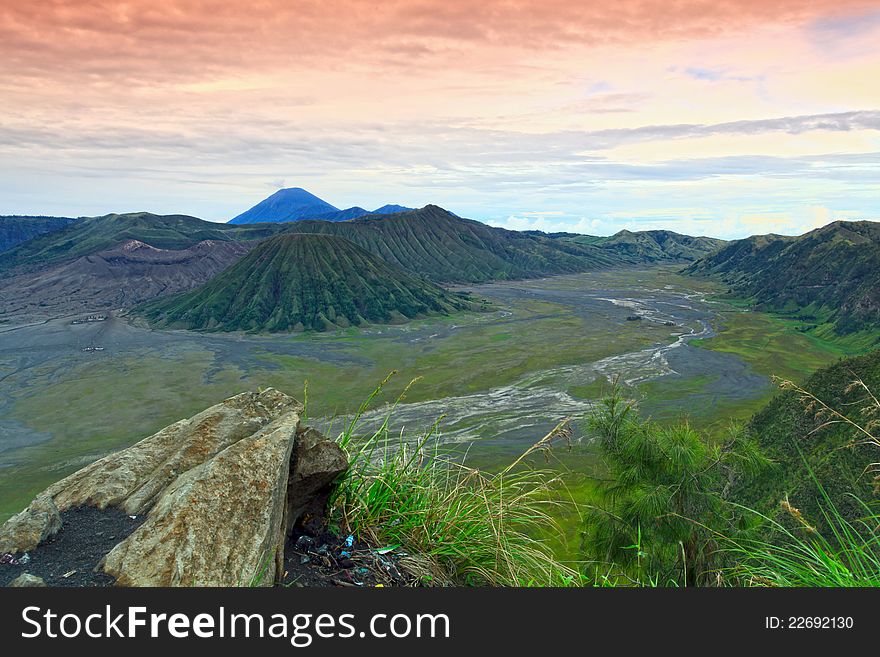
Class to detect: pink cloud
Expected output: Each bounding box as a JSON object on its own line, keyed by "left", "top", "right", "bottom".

{"left": 2, "top": 0, "right": 878, "bottom": 86}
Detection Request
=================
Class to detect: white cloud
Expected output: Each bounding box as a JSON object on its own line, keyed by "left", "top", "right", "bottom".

{"left": 489, "top": 214, "right": 602, "bottom": 234}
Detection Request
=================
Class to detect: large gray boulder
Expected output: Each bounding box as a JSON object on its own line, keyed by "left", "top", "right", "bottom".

{"left": 50, "top": 388, "right": 301, "bottom": 515}
{"left": 102, "top": 412, "right": 300, "bottom": 586}
{"left": 0, "top": 389, "right": 299, "bottom": 555}
{"left": 0, "top": 388, "right": 349, "bottom": 586}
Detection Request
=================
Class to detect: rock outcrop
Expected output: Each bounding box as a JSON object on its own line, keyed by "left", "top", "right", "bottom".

{"left": 285, "top": 427, "right": 350, "bottom": 537}
{"left": 51, "top": 388, "right": 301, "bottom": 516}
{"left": 0, "top": 495, "right": 61, "bottom": 555}
{"left": 9, "top": 573, "right": 47, "bottom": 587}
{"left": 102, "top": 413, "right": 299, "bottom": 586}
{"left": 0, "top": 389, "right": 348, "bottom": 586}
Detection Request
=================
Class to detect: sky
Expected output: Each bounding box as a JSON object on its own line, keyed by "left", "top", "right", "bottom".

{"left": 1, "top": 0, "right": 879, "bottom": 238}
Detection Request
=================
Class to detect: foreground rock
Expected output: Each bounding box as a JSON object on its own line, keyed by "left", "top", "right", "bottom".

{"left": 103, "top": 413, "right": 299, "bottom": 586}
{"left": 0, "top": 389, "right": 347, "bottom": 586}
{"left": 9, "top": 573, "right": 47, "bottom": 587}
{"left": 52, "top": 388, "right": 302, "bottom": 516}
{"left": 0, "top": 389, "right": 299, "bottom": 555}
{"left": 0, "top": 496, "right": 61, "bottom": 555}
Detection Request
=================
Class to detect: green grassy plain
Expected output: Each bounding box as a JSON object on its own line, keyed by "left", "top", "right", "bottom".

{"left": 0, "top": 350, "right": 246, "bottom": 517}
{"left": 0, "top": 278, "right": 663, "bottom": 521}
{"left": 694, "top": 305, "right": 864, "bottom": 380}
{"left": 677, "top": 300, "right": 873, "bottom": 425}
{"left": 1, "top": 267, "right": 874, "bottom": 531}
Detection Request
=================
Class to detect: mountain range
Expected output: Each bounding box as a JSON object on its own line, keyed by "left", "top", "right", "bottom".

{"left": 228, "top": 187, "right": 412, "bottom": 224}
{"left": 0, "top": 205, "right": 627, "bottom": 287}
{"left": 0, "top": 202, "right": 703, "bottom": 330}
{"left": 562, "top": 230, "right": 727, "bottom": 263}
{"left": 1, "top": 190, "right": 877, "bottom": 337}
{"left": 277, "top": 205, "right": 623, "bottom": 283}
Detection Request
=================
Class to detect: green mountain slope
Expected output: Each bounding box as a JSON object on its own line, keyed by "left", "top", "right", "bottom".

{"left": 733, "top": 349, "right": 880, "bottom": 527}
{"left": 587, "top": 229, "right": 726, "bottom": 262}
{"left": 0, "top": 206, "right": 623, "bottom": 284}
{"left": 0, "top": 216, "right": 80, "bottom": 253}
{"left": 279, "top": 205, "right": 622, "bottom": 283}
{"left": 139, "top": 233, "right": 471, "bottom": 332}
{"left": 685, "top": 220, "right": 880, "bottom": 336}
{"left": 527, "top": 228, "right": 725, "bottom": 263}
{"left": 0, "top": 212, "right": 285, "bottom": 274}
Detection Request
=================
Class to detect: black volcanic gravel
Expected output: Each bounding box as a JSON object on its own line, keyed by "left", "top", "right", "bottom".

{"left": 0, "top": 506, "right": 145, "bottom": 587}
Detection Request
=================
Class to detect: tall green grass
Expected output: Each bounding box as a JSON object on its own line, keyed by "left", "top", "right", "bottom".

{"left": 330, "top": 373, "right": 580, "bottom": 587}
{"left": 724, "top": 496, "right": 880, "bottom": 587}
{"left": 724, "top": 375, "right": 880, "bottom": 587}
{"left": 324, "top": 369, "right": 880, "bottom": 587}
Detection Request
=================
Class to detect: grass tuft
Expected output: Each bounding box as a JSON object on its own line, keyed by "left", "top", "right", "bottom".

{"left": 723, "top": 497, "right": 880, "bottom": 587}
{"left": 330, "top": 374, "right": 580, "bottom": 587}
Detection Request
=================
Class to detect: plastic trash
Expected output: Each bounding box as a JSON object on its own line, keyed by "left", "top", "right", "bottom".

{"left": 19, "top": 553, "right": 30, "bottom": 565}
{"left": 0, "top": 553, "right": 19, "bottom": 566}
{"left": 344, "top": 535, "right": 354, "bottom": 548}
{"left": 295, "top": 535, "right": 314, "bottom": 550}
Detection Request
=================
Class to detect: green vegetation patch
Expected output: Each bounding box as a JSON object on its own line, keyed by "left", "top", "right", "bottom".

{"left": 732, "top": 349, "right": 880, "bottom": 529}
{"left": 692, "top": 305, "right": 862, "bottom": 383}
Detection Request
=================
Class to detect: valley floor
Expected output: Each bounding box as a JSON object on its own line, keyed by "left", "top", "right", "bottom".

{"left": 0, "top": 266, "right": 862, "bottom": 526}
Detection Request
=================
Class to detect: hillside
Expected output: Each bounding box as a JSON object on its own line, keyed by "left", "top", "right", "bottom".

{"left": 0, "top": 215, "right": 80, "bottom": 253}
{"left": 0, "top": 239, "right": 250, "bottom": 321}
{"left": 587, "top": 229, "right": 726, "bottom": 262}
{"left": 524, "top": 228, "right": 725, "bottom": 263}
{"left": 278, "top": 205, "right": 622, "bottom": 283}
{"left": 139, "top": 233, "right": 471, "bottom": 332}
{"left": 732, "top": 349, "right": 880, "bottom": 527}
{"left": 685, "top": 220, "right": 880, "bottom": 335}
{"left": 0, "top": 212, "right": 283, "bottom": 274}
